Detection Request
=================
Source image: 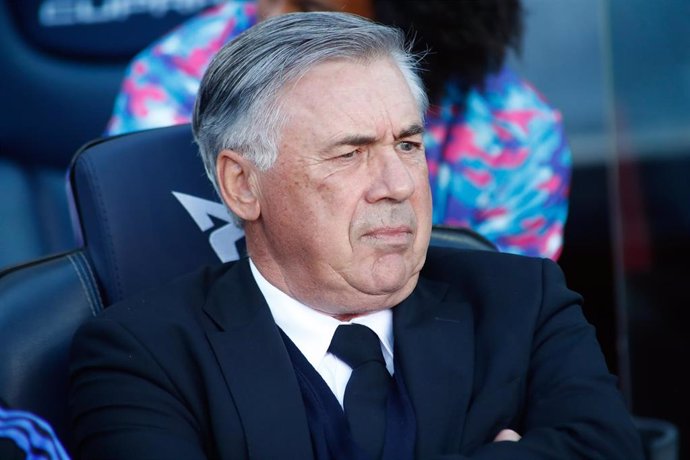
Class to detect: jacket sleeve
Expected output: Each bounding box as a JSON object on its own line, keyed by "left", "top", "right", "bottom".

{"left": 69, "top": 318, "right": 209, "bottom": 460}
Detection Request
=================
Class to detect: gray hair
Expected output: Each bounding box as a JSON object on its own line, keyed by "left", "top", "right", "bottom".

{"left": 192, "top": 11, "right": 428, "bottom": 202}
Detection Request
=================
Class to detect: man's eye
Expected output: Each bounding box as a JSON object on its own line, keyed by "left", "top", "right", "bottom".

{"left": 398, "top": 141, "right": 422, "bottom": 152}
{"left": 339, "top": 150, "right": 356, "bottom": 159}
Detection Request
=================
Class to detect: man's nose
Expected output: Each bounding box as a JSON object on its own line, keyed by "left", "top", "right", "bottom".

{"left": 365, "top": 148, "right": 416, "bottom": 203}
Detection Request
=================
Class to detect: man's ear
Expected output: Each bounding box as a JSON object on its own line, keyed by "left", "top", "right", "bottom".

{"left": 216, "top": 149, "right": 261, "bottom": 222}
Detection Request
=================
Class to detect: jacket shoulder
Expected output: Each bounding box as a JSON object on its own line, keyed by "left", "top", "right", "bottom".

{"left": 98, "top": 261, "right": 236, "bottom": 323}
{"left": 422, "top": 246, "right": 545, "bottom": 284}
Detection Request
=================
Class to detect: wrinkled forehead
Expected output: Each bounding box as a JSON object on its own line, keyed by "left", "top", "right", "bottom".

{"left": 257, "top": 0, "right": 374, "bottom": 20}
{"left": 275, "top": 55, "right": 422, "bottom": 119}
{"left": 275, "top": 58, "right": 423, "bottom": 144}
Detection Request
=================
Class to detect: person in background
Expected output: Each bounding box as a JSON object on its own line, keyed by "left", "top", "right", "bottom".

{"left": 107, "top": 0, "right": 570, "bottom": 260}
{"left": 375, "top": 0, "right": 570, "bottom": 259}
{"left": 105, "top": 1, "right": 364, "bottom": 135}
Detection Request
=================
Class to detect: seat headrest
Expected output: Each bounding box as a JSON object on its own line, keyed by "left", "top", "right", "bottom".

{"left": 69, "top": 124, "right": 244, "bottom": 305}
{"left": 5, "top": 0, "right": 213, "bottom": 60}
{"left": 429, "top": 225, "right": 498, "bottom": 252}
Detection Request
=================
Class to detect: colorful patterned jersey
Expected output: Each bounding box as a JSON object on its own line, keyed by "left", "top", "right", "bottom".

{"left": 106, "top": 1, "right": 256, "bottom": 135}
{"left": 426, "top": 71, "right": 570, "bottom": 259}
{"left": 107, "top": 1, "right": 571, "bottom": 260}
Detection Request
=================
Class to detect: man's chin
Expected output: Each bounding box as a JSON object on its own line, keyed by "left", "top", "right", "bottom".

{"left": 358, "top": 264, "right": 419, "bottom": 302}
{"left": 331, "top": 280, "right": 417, "bottom": 319}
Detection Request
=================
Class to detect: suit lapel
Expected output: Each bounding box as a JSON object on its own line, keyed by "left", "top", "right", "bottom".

{"left": 203, "top": 259, "right": 314, "bottom": 460}
{"left": 394, "top": 276, "right": 475, "bottom": 458}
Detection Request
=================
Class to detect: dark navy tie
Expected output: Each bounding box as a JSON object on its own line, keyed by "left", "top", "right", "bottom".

{"left": 328, "top": 324, "right": 391, "bottom": 459}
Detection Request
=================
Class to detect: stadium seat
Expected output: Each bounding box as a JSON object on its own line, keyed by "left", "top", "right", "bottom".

{"left": 68, "top": 125, "right": 246, "bottom": 305}
{"left": 0, "top": 0, "right": 219, "bottom": 269}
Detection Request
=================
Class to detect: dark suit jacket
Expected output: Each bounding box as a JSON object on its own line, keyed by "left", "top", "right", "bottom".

{"left": 69, "top": 247, "right": 643, "bottom": 459}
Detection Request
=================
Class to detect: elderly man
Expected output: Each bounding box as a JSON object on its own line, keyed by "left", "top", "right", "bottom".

{"left": 69, "top": 12, "right": 642, "bottom": 460}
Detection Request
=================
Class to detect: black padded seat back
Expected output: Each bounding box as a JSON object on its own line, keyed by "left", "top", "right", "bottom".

{"left": 69, "top": 125, "right": 245, "bottom": 306}
{"left": 429, "top": 225, "right": 498, "bottom": 252}
{"left": 0, "top": 251, "right": 103, "bottom": 453}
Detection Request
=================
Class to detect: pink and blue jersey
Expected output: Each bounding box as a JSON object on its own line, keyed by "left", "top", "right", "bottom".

{"left": 107, "top": 1, "right": 571, "bottom": 260}
{"left": 107, "top": 2, "right": 257, "bottom": 135}
{"left": 426, "top": 71, "right": 570, "bottom": 259}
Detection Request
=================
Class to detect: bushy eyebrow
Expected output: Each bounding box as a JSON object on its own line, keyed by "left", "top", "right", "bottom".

{"left": 396, "top": 123, "right": 425, "bottom": 140}
{"left": 324, "top": 123, "right": 425, "bottom": 152}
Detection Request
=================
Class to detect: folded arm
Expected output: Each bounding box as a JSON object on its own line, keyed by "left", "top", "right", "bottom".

{"left": 442, "top": 259, "right": 643, "bottom": 459}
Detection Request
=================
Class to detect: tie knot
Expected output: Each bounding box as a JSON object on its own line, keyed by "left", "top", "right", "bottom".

{"left": 328, "top": 324, "right": 385, "bottom": 369}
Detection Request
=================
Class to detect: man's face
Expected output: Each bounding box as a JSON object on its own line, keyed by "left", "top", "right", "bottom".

{"left": 247, "top": 58, "right": 432, "bottom": 317}
{"left": 257, "top": 0, "right": 374, "bottom": 20}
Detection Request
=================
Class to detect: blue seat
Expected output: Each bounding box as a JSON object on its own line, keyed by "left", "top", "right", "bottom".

{"left": 0, "top": 0, "right": 219, "bottom": 269}
{"left": 69, "top": 125, "right": 245, "bottom": 305}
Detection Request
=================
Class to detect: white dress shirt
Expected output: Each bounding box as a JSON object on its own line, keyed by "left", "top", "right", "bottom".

{"left": 249, "top": 259, "right": 394, "bottom": 408}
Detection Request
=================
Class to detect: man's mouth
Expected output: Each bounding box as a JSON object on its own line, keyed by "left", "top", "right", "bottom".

{"left": 361, "top": 226, "right": 414, "bottom": 245}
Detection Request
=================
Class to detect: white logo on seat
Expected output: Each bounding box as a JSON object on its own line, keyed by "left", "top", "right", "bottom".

{"left": 172, "top": 191, "right": 244, "bottom": 263}
{"left": 39, "top": 0, "right": 224, "bottom": 26}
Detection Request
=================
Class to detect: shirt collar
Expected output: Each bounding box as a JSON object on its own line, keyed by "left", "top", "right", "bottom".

{"left": 248, "top": 259, "right": 394, "bottom": 369}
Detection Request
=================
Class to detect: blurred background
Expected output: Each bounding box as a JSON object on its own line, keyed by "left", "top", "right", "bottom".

{"left": 511, "top": 1, "right": 690, "bottom": 458}
{"left": 1, "top": 0, "right": 689, "bottom": 457}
